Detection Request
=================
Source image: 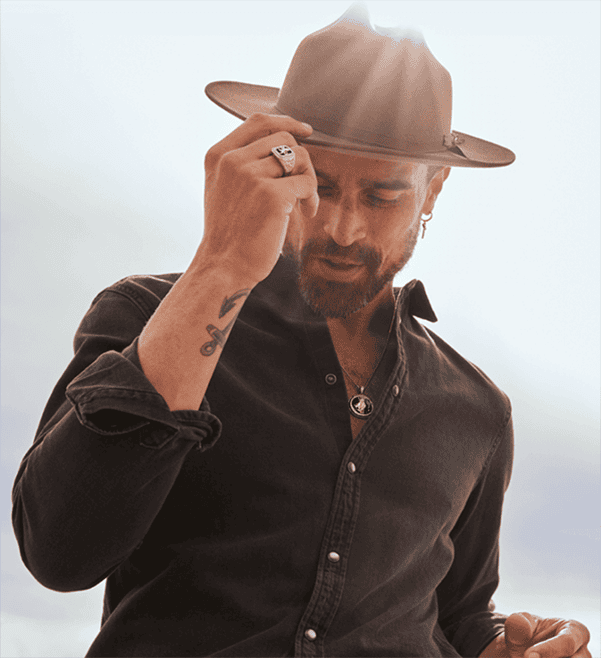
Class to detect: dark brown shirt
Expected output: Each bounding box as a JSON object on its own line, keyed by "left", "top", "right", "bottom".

{"left": 12, "top": 257, "right": 513, "bottom": 657}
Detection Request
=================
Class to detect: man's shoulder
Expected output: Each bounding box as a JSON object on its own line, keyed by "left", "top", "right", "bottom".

{"left": 425, "top": 324, "right": 509, "bottom": 402}
{"left": 396, "top": 280, "right": 511, "bottom": 418}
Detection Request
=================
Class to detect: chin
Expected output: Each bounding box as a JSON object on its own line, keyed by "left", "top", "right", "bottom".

{"left": 297, "top": 271, "right": 382, "bottom": 318}
{"left": 282, "top": 235, "right": 417, "bottom": 318}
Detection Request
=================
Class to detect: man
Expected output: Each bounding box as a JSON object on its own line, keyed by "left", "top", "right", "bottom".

{"left": 11, "top": 6, "right": 591, "bottom": 658}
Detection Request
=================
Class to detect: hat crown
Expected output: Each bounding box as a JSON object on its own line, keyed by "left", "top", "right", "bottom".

{"left": 275, "top": 5, "right": 453, "bottom": 153}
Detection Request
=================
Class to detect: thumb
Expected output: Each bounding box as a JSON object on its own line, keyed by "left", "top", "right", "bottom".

{"left": 504, "top": 613, "right": 538, "bottom": 656}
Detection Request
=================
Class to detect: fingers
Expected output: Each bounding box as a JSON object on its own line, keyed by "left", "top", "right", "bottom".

{"left": 217, "top": 127, "right": 319, "bottom": 217}
{"left": 239, "top": 140, "right": 319, "bottom": 217}
{"left": 526, "top": 621, "right": 591, "bottom": 658}
{"left": 205, "top": 112, "right": 319, "bottom": 227}
{"left": 571, "top": 648, "right": 593, "bottom": 658}
{"left": 207, "top": 112, "right": 313, "bottom": 162}
{"left": 271, "top": 174, "right": 320, "bottom": 219}
{"left": 204, "top": 113, "right": 313, "bottom": 187}
{"left": 501, "top": 613, "right": 592, "bottom": 658}
{"left": 238, "top": 112, "right": 313, "bottom": 147}
{"left": 240, "top": 134, "right": 313, "bottom": 179}
{"left": 201, "top": 114, "right": 316, "bottom": 284}
{"left": 505, "top": 612, "right": 539, "bottom": 655}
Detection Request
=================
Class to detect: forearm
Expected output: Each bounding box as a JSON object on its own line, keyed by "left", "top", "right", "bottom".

{"left": 137, "top": 255, "right": 255, "bottom": 411}
{"left": 139, "top": 111, "right": 317, "bottom": 412}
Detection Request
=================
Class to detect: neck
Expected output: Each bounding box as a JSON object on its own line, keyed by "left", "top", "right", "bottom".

{"left": 326, "top": 283, "right": 395, "bottom": 347}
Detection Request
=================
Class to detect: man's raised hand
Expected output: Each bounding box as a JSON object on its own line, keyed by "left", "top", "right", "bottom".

{"left": 198, "top": 113, "right": 319, "bottom": 285}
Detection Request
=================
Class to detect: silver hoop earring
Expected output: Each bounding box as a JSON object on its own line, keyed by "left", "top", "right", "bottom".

{"left": 420, "top": 212, "right": 433, "bottom": 239}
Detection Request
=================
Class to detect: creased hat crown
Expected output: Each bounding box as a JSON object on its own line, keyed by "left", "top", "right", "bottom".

{"left": 276, "top": 5, "right": 452, "bottom": 153}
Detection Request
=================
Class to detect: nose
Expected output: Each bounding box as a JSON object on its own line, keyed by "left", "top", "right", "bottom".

{"left": 321, "top": 195, "right": 368, "bottom": 247}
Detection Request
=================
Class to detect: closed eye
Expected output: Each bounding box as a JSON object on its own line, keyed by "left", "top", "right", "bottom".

{"left": 317, "top": 186, "right": 404, "bottom": 208}
{"left": 365, "top": 193, "right": 403, "bottom": 208}
{"left": 317, "top": 185, "right": 336, "bottom": 198}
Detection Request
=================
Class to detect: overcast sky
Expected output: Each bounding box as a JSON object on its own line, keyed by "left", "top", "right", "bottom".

{"left": 1, "top": 1, "right": 599, "bottom": 657}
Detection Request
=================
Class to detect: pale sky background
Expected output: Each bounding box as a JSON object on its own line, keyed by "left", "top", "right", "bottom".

{"left": 1, "top": 1, "right": 599, "bottom": 657}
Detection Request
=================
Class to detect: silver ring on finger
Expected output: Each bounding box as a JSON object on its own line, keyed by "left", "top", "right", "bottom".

{"left": 271, "top": 145, "right": 296, "bottom": 176}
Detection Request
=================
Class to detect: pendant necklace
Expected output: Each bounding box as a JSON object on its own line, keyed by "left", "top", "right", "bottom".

{"left": 337, "top": 310, "right": 396, "bottom": 420}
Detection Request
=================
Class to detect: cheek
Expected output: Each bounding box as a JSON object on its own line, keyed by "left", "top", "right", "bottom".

{"left": 370, "top": 202, "right": 419, "bottom": 242}
{"left": 369, "top": 206, "right": 421, "bottom": 265}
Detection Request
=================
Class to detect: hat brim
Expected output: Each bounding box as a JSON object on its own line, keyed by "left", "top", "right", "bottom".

{"left": 206, "top": 81, "right": 516, "bottom": 169}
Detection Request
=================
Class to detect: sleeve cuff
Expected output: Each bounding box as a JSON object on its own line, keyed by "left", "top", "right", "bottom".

{"left": 65, "top": 338, "right": 221, "bottom": 451}
{"left": 448, "top": 610, "right": 507, "bottom": 657}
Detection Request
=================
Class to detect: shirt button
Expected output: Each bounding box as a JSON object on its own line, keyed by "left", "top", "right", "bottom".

{"left": 347, "top": 461, "right": 356, "bottom": 474}
{"left": 325, "top": 373, "right": 337, "bottom": 385}
{"left": 305, "top": 628, "right": 317, "bottom": 641}
{"left": 392, "top": 384, "right": 400, "bottom": 397}
{"left": 328, "top": 551, "right": 340, "bottom": 563}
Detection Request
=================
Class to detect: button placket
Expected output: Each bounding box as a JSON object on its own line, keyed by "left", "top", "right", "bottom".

{"left": 296, "top": 298, "right": 404, "bottom": 656}
{"left": 295, "top": 428, "right": 367, "bottom": 654}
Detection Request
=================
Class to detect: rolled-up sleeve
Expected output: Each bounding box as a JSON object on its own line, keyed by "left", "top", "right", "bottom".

{"left": 65, "top": 340, "right": 220, "bottom": 449}
{"left": 11, "top": 280, "right": 221, "bottom": 593}
{"left": 436, "top": 410, "right": 514, "bottom": 657}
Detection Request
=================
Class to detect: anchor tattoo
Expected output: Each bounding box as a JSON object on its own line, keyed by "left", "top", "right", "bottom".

{"left": 201, "top": 316, "right": 237, "bottom": 356}
{"left": 200, "top": 288, "right": 251, "bottom": 357}
{"left": 218, "top": 289, "right": 250, "bottom": 318}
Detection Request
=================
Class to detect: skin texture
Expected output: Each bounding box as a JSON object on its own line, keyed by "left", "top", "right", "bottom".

{"left": 200, "top": 113, "right": 319, "bottom": 285}
{"left": 479, "top": 612, "right": 591, "bottom": 658}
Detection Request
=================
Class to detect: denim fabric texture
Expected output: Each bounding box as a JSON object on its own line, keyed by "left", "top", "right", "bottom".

{"left": 12, "top": 257, "right": 513, "bottom": 657}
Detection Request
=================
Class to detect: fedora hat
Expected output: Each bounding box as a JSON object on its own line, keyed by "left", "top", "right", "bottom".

{"left": 205, "top": 4, "right": 515, "bottom": 168}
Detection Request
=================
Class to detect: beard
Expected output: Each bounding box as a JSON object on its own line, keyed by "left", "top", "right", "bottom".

{"left": 282, "top": 231, "right": 418, "bottom": 319}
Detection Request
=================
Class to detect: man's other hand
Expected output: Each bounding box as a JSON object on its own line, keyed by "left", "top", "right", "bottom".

{"left": 479, "top": 612, "right": 591, "bottom": 658}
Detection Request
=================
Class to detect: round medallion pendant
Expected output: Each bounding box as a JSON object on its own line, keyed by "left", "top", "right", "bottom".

{"left": 349, "top": 393, "right": 374, "bottom": 419}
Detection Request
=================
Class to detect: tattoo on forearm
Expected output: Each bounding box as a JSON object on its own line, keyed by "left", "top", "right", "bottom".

{"left": 200, "top": 289, "right": 251, "bottom": 356}
{"left": 218, "top": 289, "right": 250, "bottom": 318}
{"left": 200, "top": 317, "right": 237, "bottom": 356}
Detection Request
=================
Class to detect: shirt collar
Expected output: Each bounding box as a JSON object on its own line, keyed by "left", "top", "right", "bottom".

{"left": 401, "top": 279, "right": 438, "bottom": 323}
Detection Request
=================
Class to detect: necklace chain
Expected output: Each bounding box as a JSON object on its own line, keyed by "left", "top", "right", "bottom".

{"left": 337, "top": 305, "right": 397, "bottom": 395}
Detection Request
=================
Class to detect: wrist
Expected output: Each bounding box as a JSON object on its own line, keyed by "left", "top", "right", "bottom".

{"left": 189, "top": 247, "right": 262, "bottom": 291}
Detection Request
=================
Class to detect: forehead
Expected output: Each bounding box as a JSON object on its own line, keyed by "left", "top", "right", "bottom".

{"left": 306, "top": 145, "right": 426, "bottom": 188}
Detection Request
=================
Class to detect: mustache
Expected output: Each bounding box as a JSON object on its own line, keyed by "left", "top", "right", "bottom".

{"left": 302, "top": 239, "right": 381, "bottom": 267}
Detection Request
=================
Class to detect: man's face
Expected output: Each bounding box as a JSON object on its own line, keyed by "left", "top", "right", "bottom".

{"left": 282, "top": 146, "right": 445, "bottom": 318}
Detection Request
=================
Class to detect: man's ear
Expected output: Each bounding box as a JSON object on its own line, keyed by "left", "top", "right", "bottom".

{"left": 422, "top": 166, "right": 451, "bottom": 214}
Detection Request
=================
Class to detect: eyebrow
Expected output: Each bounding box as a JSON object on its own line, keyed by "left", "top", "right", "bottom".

{"left": 315, "top": 170, "right": 412, "bottom": 191}
{"left": 360, "top": 178, "right": 412, "bottom": 191}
